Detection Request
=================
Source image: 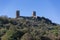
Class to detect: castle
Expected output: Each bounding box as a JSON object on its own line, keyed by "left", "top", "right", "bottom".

{"left": 16, "top": 10, "right": 37, "bottom": 18}
{"left": 16, "top": 10, "right": 20, "bottom": 18}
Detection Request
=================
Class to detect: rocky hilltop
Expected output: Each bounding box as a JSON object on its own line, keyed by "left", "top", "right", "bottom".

{"left": 0, "top": 10, "right": 59, "bottom": 40}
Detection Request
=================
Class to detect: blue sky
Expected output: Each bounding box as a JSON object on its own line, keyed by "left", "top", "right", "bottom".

{"left": 0, "top": 0, "right": 60, "bottom": 24}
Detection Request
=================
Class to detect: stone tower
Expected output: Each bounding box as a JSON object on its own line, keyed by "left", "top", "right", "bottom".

{"left": 16, "top": 10, "right": 20, "bottom": 18}
{"left": 32, "top": 11, "right": 36, "bottom": 17}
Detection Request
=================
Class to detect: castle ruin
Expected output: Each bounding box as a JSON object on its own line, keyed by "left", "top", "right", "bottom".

{"left": 16, "top": 10, "right": 37, "bottom": 18}
{"left": 32, "top": 11, "right": 36, "bottom": 17}
{"left": 16, "top": 10, "right": 20, "bottom": 18}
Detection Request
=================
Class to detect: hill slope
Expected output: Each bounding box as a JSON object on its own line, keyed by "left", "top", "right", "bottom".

{"left": 0, "top": 16, "right": 59, "bottom": 40}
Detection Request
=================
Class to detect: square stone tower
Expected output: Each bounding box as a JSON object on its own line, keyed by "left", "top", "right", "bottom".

{"left": 16, "top": 10, "right": 20, "bottom": 18}
{"left": 32, "top": 11, "right": 36, "bottom": 17}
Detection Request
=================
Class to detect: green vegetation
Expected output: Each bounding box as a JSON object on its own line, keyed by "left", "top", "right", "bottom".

{"left": 0, "top": 16, "right": 59, "bottom": 40}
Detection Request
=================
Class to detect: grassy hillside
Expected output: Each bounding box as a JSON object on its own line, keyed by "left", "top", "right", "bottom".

{"left": 0, "top": 16, "right": 59, "bottom": 40}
